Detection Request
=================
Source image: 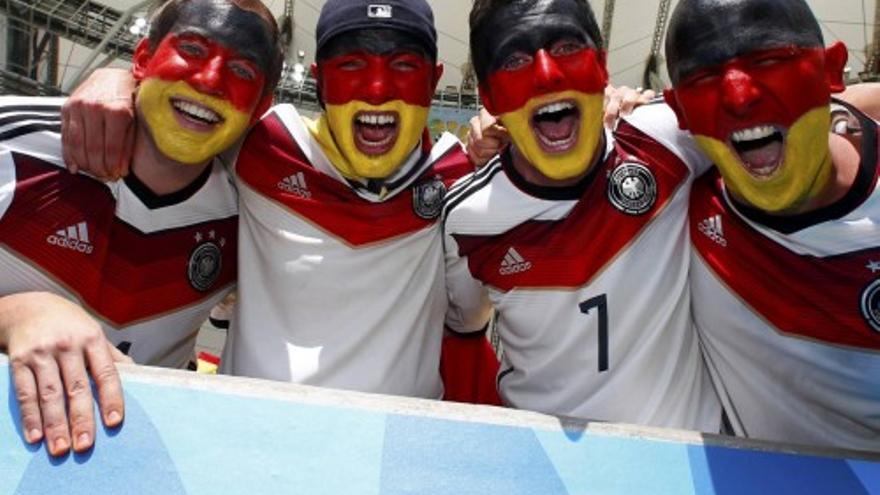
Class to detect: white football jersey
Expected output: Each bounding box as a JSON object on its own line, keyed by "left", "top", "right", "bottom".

{"left": 223, "top": 104, "right": 472, "bottom": 398}
{"left": 0, "top": 97, "right": 238, "bottom": 368}
{"left": 444, "top": 103, "right": 721, "bottom": 431}
{"left": 690, "top": 102, "right": 880, "bottom": 450}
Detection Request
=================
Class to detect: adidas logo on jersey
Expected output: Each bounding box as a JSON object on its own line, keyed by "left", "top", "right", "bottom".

{"left": 499, "top": 247, "right": 532, "bottom": 275}
{"left": 47, "top": 221, "right": 94, "bottom": 254}
{"left": 277, "top": 172, "right": 311, "bottom": 198}
{"left": 698, "top": 214, "right": 727, "bottom": 247}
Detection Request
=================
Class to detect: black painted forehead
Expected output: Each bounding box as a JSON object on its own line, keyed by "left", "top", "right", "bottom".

{"left": 316, "top": 28, "right": 432, "bottom": 61}
{"left": 666, "top": 0, "right": 823, "bottom": 83}
{"left": 168, "top": 0, "right": 275, "bottom": 73}
{"left": 471, "top": 0, "right": 601, "bottom": 81}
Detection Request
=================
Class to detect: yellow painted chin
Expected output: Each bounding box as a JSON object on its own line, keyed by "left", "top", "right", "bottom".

{"left": 137, "top": 79, "right": 250, "bottom": 165}
{"left": 693, "top": 106, "right": 833, "bottom": 213}
{"left": 311, "top": 100, "right": 428, "bottom": 179}
{"left": 499, "top": 90, "right": 604, "bottom": 181}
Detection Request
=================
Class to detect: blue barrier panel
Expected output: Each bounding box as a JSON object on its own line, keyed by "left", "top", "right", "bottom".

{"left": 2, "top": 358, "right": 878, "bottom": 494}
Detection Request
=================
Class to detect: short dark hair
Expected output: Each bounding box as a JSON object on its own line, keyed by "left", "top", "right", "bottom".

{"left": 665, "top": 0, "right": 823, "bottom": 84}
{"left": 147, "top": 0, "right": 285, "bottom": 95}
{"left": 469, "top": 0, "right": 602, "bottom": 84}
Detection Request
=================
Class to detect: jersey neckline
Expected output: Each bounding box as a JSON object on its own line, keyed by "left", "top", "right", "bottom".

{"left": 124, "top": 160, "right": 214, "bottom": 210}
{"left": 500, "top": 139, "right": 605, "bottom": 201}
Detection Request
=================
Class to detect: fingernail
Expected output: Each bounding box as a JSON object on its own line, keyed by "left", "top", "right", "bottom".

{"left": 107, "top": 411, "right": 121, "bottom": 425}
{"left": 76, "top": 433, "right": 91, "bottom": 450}
{"left": 27, "top": 428, "right": 42, "bottom": 443}
{"left": 53, "top": 437, "right": 69, "bottom": 454}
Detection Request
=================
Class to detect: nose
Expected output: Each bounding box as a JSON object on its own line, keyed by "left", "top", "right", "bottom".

{"left": 534, "top": 49, "right": 566, "bottom": 93}
{"left": 362, "top": 64, "right": 394, "bottom": 105}
{"left": 189, "top": 55, "right": 225, "bottom": 96}
{"left": 720, "top": 68, "right": 761, "bottom": 116}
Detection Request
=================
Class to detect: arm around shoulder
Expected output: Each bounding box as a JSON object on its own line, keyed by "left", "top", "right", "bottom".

{"left": 839, "top": 83, "right": 880, "bottom": 121}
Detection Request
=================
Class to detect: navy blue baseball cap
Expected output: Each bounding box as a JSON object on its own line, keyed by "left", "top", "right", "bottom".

{"left": 315, "top": 0, "right": 438, "bottom": 60}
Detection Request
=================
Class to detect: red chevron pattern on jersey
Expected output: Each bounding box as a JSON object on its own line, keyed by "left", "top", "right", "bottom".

{"left": 453, "top": 122, "right": 690, "bottom": 291}
{"left": 690, "top": 170, "right": 880, "bottom": 350}
{"left": 236, "top": 113, "right": 472, "bottom": 246}
{"left": 0, "top": 153, "right": 237, "bottom": 326}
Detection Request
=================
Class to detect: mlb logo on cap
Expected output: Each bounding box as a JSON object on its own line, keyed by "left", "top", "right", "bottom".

{"left": 368, "top": 4, "right": 392, "bottom": 18}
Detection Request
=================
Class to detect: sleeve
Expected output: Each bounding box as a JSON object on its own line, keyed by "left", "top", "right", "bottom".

{"left": 440, "top": 330, "right": 502, "bottom": 406}
{"left": 439, "top": 216, "right": 502, "bottom": 405}
{"left": 443, "top": 227, "right": 494, "bottom": 334}
{"left": 0, "top": 147, "right": 17, "bottom": 223}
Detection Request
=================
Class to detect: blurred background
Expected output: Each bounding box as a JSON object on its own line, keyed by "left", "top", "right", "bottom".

{"left": 1, "top": 0, "right": 877, "bottom": 138}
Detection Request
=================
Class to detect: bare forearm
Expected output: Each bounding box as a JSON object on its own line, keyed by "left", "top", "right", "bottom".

{"left": 839, "top": 83, "right": 880, "bottom": 121}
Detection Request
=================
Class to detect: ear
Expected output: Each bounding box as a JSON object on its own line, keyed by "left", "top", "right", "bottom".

{"left": 824, "top": 41, "right": 848, "bottom": 94}
{"left": 311, "top": 62, "right": 325, "bottom": 107}
{"left": 478, "top": 82, "right": 497, "bottom": 115}
{"left": 431, "top": 62, "right": 444, "bottom": 92}
{"left": 132, "top": 38, "right": 153, "bottom": 80}
{"left": 663, "top": 88, "right": 689, "bottom": 131}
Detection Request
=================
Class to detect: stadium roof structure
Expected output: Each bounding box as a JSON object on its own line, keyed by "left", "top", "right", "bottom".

{"left": 1, "top": 0, "right": 877, "bottom": 107}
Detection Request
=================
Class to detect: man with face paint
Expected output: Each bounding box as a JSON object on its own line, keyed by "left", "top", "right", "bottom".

{"left": 0, "top": 0, "right": 282, "bottom": 456}
{"left": 220, "top": 0, "right": 481, "bottom": 397}
{"left": 443, "top": 0, "right": 721, "bottom": 430}
{"left": 664, "top": 0, "right": 880, "bottom": 450}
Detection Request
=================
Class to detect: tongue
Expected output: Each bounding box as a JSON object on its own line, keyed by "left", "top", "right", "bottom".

{"left": 739, "top": 140, "right": 783, "bottom": 171}
{"left": 359, "top": 124, "right": 393, "bottom": 143}
{"left": 535, "top": 114, "right": 577, "bottom": 141}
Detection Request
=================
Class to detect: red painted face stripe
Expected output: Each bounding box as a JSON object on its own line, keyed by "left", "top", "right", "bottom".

{"left": 319, "top": 52, "right": 436, "bottom": 107}
{"left": 672, "top": 46, "right": 830, "bottom": 141}
{"left": 145, "top": 34, "right": 266, "bottom": 113}
{"left": 484, "top": 48, "right": 607, "bottom": 114}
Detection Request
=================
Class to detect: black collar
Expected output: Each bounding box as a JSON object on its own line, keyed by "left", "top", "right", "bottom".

{"left": 124, "top": 161, "right": 214, "bottom": 210}
{"left": 501, "top": 137, "right": 606, "bottom": 201}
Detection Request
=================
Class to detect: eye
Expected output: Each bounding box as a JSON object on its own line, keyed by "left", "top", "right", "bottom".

{"left": 337, "top": 58, "right": 367, "bottom": 71}
{"left": 501, "top": 52, "right": 532, "bottom": 71}
{"left": 749, "top": 48, "right": 800, "bottom": 68}
{"left": 390, "top": 54, "right": 424, "bottom": 72}
{"left": 549, "top": 38, "right": 585, "bottom": 57}
{"left": 229, "top": 60, "right": 257, "bottom": 81}
{"left": 177, "top": 39, "right": 207, "bottom": 58}
{"left": 751, "top": 56, "right": 785, "bottom": 68}
{"left": 684, "top": 70, "right": 719, "bottom": 87}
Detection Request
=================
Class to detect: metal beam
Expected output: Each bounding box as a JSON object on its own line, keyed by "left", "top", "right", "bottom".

{"left": 601, "top": 0, "right": 615, "bottom": 50}
{"left": 63, "top": 0, "right": 152, "bottom": 92}
{"left": 863, "top": 0, "right": 880, "bottom": 78}
{"left": 649, "top": 0, "right": 672, "bottom": 57}
{"left": 643, "top": 0, "right": 672, "bottom": 91}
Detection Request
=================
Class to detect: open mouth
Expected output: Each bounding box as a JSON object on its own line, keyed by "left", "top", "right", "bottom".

{"left": 729, "top": 125, "right": 786, "bottom": 178}
{"left": 530, "top": 100, "right": 581, "bottom": 154}
{"left": 354, "top": 111, "right": 399, "bottom": 156}
{"left": 171, "top": 97, "right": 223, "bottom": 129}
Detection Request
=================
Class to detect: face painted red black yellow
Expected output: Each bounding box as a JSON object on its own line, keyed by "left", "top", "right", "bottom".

{"left": 483, "top": 43, "right": 606, "bottom": 180}
{"left": 134, "top": 29, "right": 269, "bottom": 165}
{"left": 476, "top": 0, "right": 608, "bottom": 181}
{"left": 313, "top": 49, "right": 440, "bottom": 179}
{"left": 667, "top": 44, "right": 847, "bottom": 212}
